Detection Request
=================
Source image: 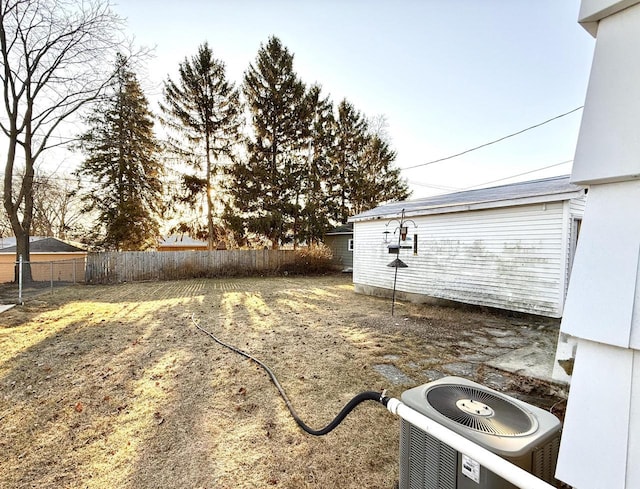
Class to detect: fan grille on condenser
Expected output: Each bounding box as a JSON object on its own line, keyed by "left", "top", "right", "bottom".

{"left": 425, "top": 384, "right": 536, "bottom": 436}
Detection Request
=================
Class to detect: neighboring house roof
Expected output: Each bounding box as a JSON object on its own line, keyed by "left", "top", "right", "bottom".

{"left": 0, "top": 236, "right": 45, "bottom": 250}
{"left": 0, "top": 237, "right": 85, "bottom": 253}
{"left": 158, "top": 235, "right": 208, "bottom": 248}
{"left": 325, "top": 223, "right": 353, "bottom": 236}
{"left": 349, "top": 175, "right": 586, "bottom": 222}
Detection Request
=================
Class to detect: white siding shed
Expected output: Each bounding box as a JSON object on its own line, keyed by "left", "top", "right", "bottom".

{"left": 349, "top": 175, "right": 587, "bottom": 318}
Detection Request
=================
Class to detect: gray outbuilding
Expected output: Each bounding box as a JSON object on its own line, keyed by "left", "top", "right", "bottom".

{"left": 324, "top": 223, "right": 354, "bottom": 269}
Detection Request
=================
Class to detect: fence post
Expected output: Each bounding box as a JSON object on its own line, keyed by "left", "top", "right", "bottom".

{"left": 50, "top": 261, "right": 54, "bottom": 295}
{"left": 17, "top": 254, "right": 23, "bottom": 305}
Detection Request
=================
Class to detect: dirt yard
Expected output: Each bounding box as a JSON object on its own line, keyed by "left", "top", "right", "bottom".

{"left": 0, "top": 275, "right": 565, "bottom": 489}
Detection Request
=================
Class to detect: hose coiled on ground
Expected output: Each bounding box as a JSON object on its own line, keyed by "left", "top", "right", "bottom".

{"left": 191, "top": 315, "right": 389, "bottom": 436}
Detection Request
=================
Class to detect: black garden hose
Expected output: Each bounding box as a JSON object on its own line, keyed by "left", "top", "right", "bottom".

{"left": 191, "top": 315, "right": 389, "bottom": 436}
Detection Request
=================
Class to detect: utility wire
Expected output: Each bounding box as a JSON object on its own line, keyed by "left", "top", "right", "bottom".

{"left": 461, "top": 159, "right": 573, "bottom": 190}
{"left": 406, "top": 181, "right": 461, "bottom": 191}
{"left": 401, "top": 106, "right": 583, "bottom": 171}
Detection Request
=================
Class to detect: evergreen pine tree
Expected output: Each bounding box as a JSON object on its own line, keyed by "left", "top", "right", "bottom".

{"left": 160, "top": 43, "right": 242, "bottom": 249}
{"left": 225, "top": 39, "right": 408, "bottom": 246}
{"left": 329, "top": 100, "right": 411, "bottom": 222}
{"left": 300, "top": 84, "right": 336, "bottom": 244}
{"left": 354, "top": 134, "right": 410, "bottom": 214}
{"left": 228, "top": 36, "right": 307, "bottom": 248}
{"left": 77, "top": 54, "right": 163, "bottom": 251}
{"left": 329, "top": 99, "right": 369, "bottom": 224}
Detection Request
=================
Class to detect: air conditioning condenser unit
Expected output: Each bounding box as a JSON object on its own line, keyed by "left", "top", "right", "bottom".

{"left": 399, "top": 376, "right": 561, "bottom": 489}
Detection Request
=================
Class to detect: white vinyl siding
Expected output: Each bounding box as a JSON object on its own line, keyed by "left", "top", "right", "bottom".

{"left": 353, "top": 201, "right": 577, "bottom": 317}
{"left": 569, "top": 195, "right": 587, "bottom": 216}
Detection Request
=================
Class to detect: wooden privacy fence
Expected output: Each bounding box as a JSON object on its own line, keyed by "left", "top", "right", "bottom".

{"left": 85, "top": 250, "right": 299, "bottom": 284}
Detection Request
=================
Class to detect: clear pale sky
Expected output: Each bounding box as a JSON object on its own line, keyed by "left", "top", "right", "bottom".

{"left": 114, "top": 0, "right": 595, "bottom": 199}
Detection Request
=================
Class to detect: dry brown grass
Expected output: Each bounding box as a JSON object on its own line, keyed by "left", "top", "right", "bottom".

{"left": 0, "top": 275, "right": 562, "bottom": 488}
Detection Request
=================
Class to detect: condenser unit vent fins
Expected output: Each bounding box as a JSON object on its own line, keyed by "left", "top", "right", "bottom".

{"left": 401, "top": 421, "right": 456, "bottom": 489}
{"left": 532, "top": 435, "right": 561, "bottom": 484}
{"left": 426, "top": 384, "right": 536, "bottom": 436}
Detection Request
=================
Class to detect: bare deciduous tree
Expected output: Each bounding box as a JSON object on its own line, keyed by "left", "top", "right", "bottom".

{"left": 31, "top": 172, "right": 85, "bottom": 240}
{"left": 0, "top": 0, "right": 122, "bottom": 280}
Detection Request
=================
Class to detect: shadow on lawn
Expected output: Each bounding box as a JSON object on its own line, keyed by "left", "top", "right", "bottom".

{"left": 4, "top": 275, "right": 531, "bottom": 488}
{"left": 0, "top": 281, "right": 73, "bottom": 305}
{"left": 0, "top": 280, "right": 339, "bottom": 488}
{"left": 0, "top": 292, "right": 226, "bottom": 488}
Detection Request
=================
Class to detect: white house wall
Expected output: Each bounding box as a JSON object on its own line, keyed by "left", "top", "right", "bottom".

{"left": 353, "top": 201, "right": 576, "bottom": 317}
{"left": 554, "top": 3, "right": 640, "bottom": 486}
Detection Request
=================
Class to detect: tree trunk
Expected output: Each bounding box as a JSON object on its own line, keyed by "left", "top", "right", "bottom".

{"left": 4, "top": 148, "right": 34, "bottom": 283}
{"left": 293, "top": 192, "right": 300, "bottom": 250}
{"left": 205, "top": 132, "right": 216, "bottom": 251}
{"left": 14, "top": 229, "right": 33, "bottom": 283}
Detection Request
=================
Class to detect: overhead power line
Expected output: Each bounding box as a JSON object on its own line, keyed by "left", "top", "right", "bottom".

{"left": 462, "top": 159, "right": 574, "bottom": 190}
{"left": 406, "top": 181, "right": 461, "bottom": 191}
{"left": 401, "top": 106, "right": 584, "bottom": 171}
